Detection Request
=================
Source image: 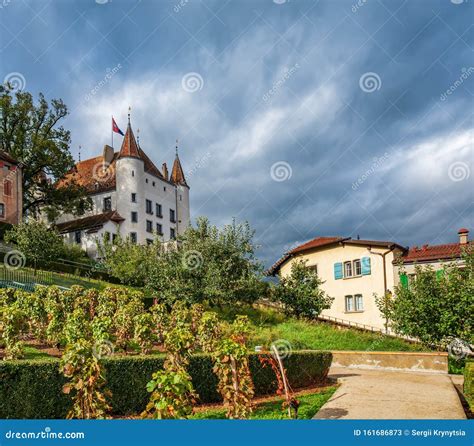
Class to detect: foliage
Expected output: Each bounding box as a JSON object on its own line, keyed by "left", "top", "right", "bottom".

{"left": 0, "top": 84, "right": 91, "bottom": 218}
{"left": 60, "top": 339, "right": 110, "bottom": 419}
{"left": 4, "top": 220, "right": 64, "bottom": 270}
{"left": 142, "top": 369, "right": 197, "bottom": 419}
{"left": 464, "top": 361, "right": 473, "bottom": 410}
{"left": 211, "top": 316, "right": 255, "bottom": 419}
{"left": 273, "top": 260, "right": 334, "bottom": 319}
{"left": 0, "top": 351, "right": 332, "bottom": 418}
{"left": 0, "top": 303, "right": 28, "bottom": 359}
{"left": 385, "top": 248, "right": 474, "bottom": 345}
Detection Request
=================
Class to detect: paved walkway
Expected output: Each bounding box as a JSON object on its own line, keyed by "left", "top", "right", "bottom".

{"left": 314, "top": 366, "right": 466, "bottom": 419}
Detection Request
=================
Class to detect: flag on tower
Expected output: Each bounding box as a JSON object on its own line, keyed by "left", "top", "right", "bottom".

{"left": 112, "top": 117, "right": 124, "bottom": 136}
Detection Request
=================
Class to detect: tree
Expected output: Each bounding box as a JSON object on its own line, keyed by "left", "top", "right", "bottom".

{"left": 273, "top": 260, "right": 334, "bottom": 319}
{"left": 4, "top": 220, "right": 64, "bottom": 272}
{"left": 0, "top": 84, "right": 91, "bottom": 219}
{"left": 385, "top": 248, "right": 474, "bottom": 345}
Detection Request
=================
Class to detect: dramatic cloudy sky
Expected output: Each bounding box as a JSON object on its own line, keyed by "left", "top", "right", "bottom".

{"left": 1, "top": 0, "right": 473, "bottom": 267}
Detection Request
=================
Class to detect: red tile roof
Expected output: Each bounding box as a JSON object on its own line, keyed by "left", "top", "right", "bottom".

{"left": 290, "top": 236, "right": 346, "bottom": 254}
{"left": 118, "top": 124, "right": 141, "bottom": 159}
{"left": 400, "top": 242, "right": 471, "bottom": 264}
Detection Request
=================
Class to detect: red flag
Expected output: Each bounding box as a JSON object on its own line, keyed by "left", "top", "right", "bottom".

{"left": 112, "top": 117, "right": 124, "bottom": 136}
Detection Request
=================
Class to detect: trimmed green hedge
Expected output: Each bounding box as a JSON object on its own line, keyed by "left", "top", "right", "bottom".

{"left": 0, "top": 350, "right": 331, "bottom": 419}
{"left": 464, "top": 361, "right": 473, "bottom": 405}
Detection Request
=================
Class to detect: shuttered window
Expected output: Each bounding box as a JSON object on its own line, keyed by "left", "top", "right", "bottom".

{"left": 334, "top": 262, "right": 343, "bottom": 279}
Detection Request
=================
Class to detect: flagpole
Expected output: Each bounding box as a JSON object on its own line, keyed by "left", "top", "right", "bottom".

{"left": 111, "top": 116, "right": 113, "bottom": 149}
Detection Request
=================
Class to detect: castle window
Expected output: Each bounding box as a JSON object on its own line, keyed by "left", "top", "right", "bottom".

{"left": 132, "top": 170, "right": 135, "bottom": 177}
{"left": 103, "top": 196, "right": 112, "bottom": 211}
{"left": 164, "top": 186, "right": 166, "bottom": 192}
{"left": 74, "top": 230, "right": 82, "bottom": 244}
{"left": 170, "top": 228, "right": 176, "bottom": 239}
{"left": 0, "top": 203, "right": 5, "bottom": 218}
{"left": 130, "top": 232, "right": 137, "bottom": 244}
{"left": 3, "top": 180, "right": 12, "bottom": 197}
{"left": 146, "top": 178, "right": 148, "bottom": 184}
{"left": 146, "top": 220, "right": 153, "bottom": 233}
{"left": 146, "top": 199, "right": 153, "bottom": 214}
{"left": 170, "top": 209, "right": 176, "bottom": 223}
{"left": 152, "top": 181, "right": 156, "bottom": 187}
{"left": 131, "top": 193, "right": 137, "bottom": 203}
{"left": 156, "top": 203, "right": 162, "bottom": 218}
{"left": 146, "top": 239, "right": 153, "bottom": 245}
{"left": 180, "top": 195, "right": 182, "bottom": 201}
{"left": 156, "top": 223, "right": 163, "bottom": 235}
{"left": 131, "top": 211, "right": 138, "bottom": 223}
{"left": 104, "top": 232, "right": 111, "bottom": 242}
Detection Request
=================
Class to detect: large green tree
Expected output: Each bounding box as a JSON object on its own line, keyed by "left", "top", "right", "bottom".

{"left": 0, "top": 84, "right": 91, "bottom": 219}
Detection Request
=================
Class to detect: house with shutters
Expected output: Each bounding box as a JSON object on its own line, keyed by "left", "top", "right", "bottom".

{"left": 268, "top": 237, "right": 406, "bottom": 330}
{"left": 54, "top": 117, "right": 190, "bottom": 258}
{"left": 268, "top": 228, "right": 471, "bottom": 330}
{"left": 395, "top": 228, "right": 471, "bottom": 289}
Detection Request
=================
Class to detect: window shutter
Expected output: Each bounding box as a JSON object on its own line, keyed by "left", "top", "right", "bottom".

{"left": 399, "top": 273, "right": 408, "bottom": 289}
{"left": 361, "top": 256, "right": 371, "bottom": 275}
{"left": 334, "top": 262, "right": 343, "bottom": 279}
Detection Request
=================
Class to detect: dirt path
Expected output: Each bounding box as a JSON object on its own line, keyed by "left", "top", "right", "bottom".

{"left": 314, "top": 366, "right": 466, "bottom": 419}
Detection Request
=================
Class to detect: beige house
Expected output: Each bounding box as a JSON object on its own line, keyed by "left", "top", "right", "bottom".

{"left": 0, "top": 151, "right": 23, "bottom": 225}
{"left": 269, "top": 229, "right": 471, "bottom": 331}
{"left": 268, "top": 237, "right": 406, "bottom": 330}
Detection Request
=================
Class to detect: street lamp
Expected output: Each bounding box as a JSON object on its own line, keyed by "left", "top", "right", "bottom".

{"left": 367, "top": 245, "right": 395, "bottom": 334}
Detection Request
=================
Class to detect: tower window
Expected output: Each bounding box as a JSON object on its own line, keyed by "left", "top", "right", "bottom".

{"left": 132, "top": 170, "right": 135, "bottom": 177}
{"left": 131, "top": 193, "right": 137, "bottom": 203}
{"left": 75, "top": 230, "right": 82, "bottom": 244}
{"left": 170, "top": 228, "right": 176, "bottom": 239}
{"left": 152, "top": 181, "right": 156, "bottom": 187}
{"left": 131, "top": 211, "right": 138, "bottom": 223}
{"left": 146, "top": 178, "right": 148, "bottom": 184}
{"left": 103, "top": 196, "right": 112, "bottom": 211}
{"left": 170, "top": 209, "right": 176, "bottom": 223}
{"left": 156, "top": 223, "right": 163, "bottom": 235}
{"left": 146, "top": 220, "right": 153, "bottom": 233}
{"left": 146, "top": 239, "right": 153, "bottom": 245}
{"left": 156, "top": 203, "right": 162, "bottom": 218}
{"left": 130, "top": 232, "right": 137, "bottom": 244}
{"left": 146, "top": 199, "right": 153, "bottom": 214}
{"left": 163, "top": 186, "right": 166, "bottom": 192}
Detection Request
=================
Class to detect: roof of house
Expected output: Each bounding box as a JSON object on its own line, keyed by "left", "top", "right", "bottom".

{"left": 399, "top": 241, "right": 471, "bottom": 264}
{"left": 0, "top": 151, "right": 21, "bottom": 165}
{"left": 55, "top": 211, "right": 125, "bottom": 235}
{"left": 56, "top": 122, "right": 186, "bottom": 194}
{"left": 267, "top": 236, "right": 406, "bottom": 276}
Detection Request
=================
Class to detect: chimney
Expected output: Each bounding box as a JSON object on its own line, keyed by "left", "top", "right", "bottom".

{"left": 162, "top": 163, "right": 168, "bottom": 180}
{"left": 458, "top": 228, "right": 469, "bottom": 245}
{"left": 103, "top": 145, "right": 114, "bottom": 165}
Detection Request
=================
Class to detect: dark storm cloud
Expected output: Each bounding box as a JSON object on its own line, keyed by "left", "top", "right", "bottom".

{"left": 1, "top": 0, "right": 472, "bottom": 267}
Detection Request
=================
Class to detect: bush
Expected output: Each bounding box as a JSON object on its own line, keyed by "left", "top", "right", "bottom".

{"left": 0, "top": 350, "right": 332, "bottom": 418}
{"left": 464, "top": 361, "right": 473, "bottom": 405}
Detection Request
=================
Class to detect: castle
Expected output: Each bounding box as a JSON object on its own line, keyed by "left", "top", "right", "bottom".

{"left": 55, "top": 118, "right": 190, "bottom": 258}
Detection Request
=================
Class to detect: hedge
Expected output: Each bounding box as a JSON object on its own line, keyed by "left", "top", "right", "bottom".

{"left": 464, "top": 361, "right": 473, "bottom": 405}
{"left": 0, "top": 350, "right": 331, "bottom": 419}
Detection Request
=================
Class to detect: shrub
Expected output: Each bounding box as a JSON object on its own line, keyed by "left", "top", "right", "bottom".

{"left": 0, "top": 350, "right": 332, "bottom": 418}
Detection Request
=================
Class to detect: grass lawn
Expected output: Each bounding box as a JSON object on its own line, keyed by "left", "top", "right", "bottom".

{"left": 191, "top": 386, "right": 337, "bottom": 420}
{"left": 218, "top": 305, "right": 427, "bottom": 352}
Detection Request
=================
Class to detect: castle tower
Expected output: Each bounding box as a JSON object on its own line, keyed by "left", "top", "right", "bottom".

{"left": 171, "top": 143, "right": 190, "bottom": 235}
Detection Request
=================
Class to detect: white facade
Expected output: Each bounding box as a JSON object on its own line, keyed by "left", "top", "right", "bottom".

{"left": 56, "top": 123, "right": 190, "bottom": 258}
